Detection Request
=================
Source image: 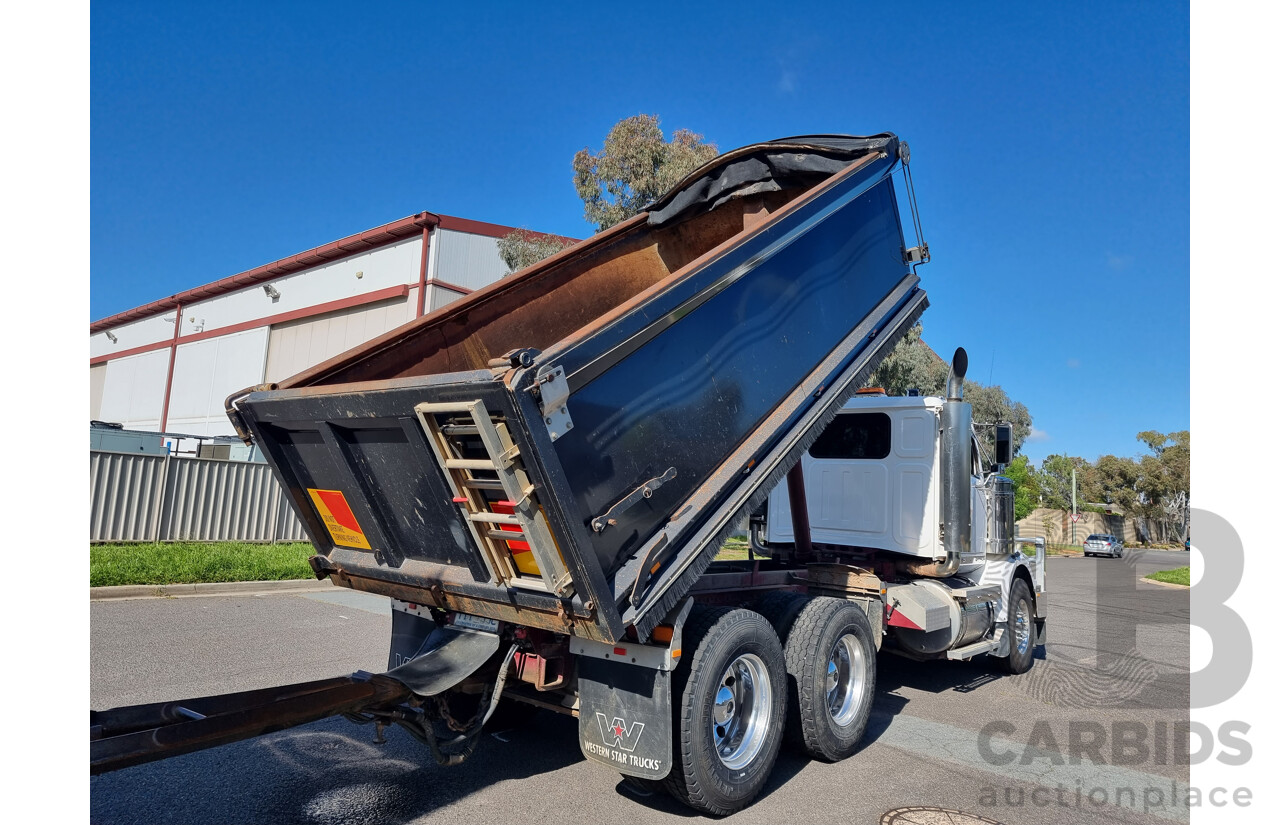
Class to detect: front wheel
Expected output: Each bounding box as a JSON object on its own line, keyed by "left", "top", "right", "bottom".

{"left": 663, "top": 606, "right": 786, "bottom": 816}
{"left": 996, "top": 578, "right": 1036, "bottom": 674}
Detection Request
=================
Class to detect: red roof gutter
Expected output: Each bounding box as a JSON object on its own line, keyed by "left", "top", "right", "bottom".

{"left": 90, "top": 211, "right": 440, "bottom": 334}
{"left": 90, "top": 212, "right": 578, "bottom": 334}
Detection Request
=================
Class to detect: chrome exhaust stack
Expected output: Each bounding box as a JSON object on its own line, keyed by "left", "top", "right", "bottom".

{"left": 904, "top": 347, "right": 970, "bottom": 578}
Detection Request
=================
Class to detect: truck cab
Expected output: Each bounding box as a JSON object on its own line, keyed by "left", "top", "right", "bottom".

{"left": 753, "top": 387, "right": 1046, "bottom": 663}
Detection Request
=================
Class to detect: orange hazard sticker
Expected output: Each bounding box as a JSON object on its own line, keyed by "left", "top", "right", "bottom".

{"left": 307, "top": 488, "right": 372, "bottom": 550}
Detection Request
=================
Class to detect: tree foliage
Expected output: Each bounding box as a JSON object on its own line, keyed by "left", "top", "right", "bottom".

{"left": 498, "top": 113, "right": 719, "bottom": 271}
{"left": 1035, "top": 453, "right": 1087, "bottom": 511}
{"left": 1009, "top": 430, "right": 1190, "bottom": 542}
{"left": 866, "top": 323, "right": 1033, "bottom": 459}
{"left": 572, "top": 114, "right": 719, "bottom": 231}
{"left": 965, "top": 381, "right": 1033, "bottom": 462}
{"left": 866, "top": 324, "right": 947, "bottom": 396}
{"left": 496, "top": 230, "right": 576, "bottom": 274}
{"left": 1002, "top": 455, "right": 1041, "bottom": 521}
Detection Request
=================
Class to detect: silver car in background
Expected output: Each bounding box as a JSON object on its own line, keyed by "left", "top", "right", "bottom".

{"left": 1084, "top": 533, "right": 1124, "bottom": 558}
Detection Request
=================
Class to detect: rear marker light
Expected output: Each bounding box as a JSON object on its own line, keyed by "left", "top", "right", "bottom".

{"left": 613, "top": 647, "right": 626, "bottom": 656}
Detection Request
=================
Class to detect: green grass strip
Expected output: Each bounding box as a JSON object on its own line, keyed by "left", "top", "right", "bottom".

{"left": 90, "top": 541, "right": 316, "bottom": 587}
{"left": 1144, "top": 566, "right": 1190, "bottom": 587}
{"left": 716, "top": 537, "right": 751, "bottom": 561}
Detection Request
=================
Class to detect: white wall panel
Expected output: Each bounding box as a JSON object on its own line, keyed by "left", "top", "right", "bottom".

{"left": 181, "top": 237, "right": 421, "bottom": 333}
{"left": 166, "top": 328, "right": 269, "bottom": 436}
{"left": 428, "top": 284, "right": 467, "bottom": 312}
{"left": 91, "top": 237, "right": 421, "bottom": 357}
{"left": 89, "top": 313, "right": 177, "bottom": 358}
{"left": 90, "top": 363, "right": 107, "bottom": 419}
{"left": 432, "top": 229, "right": 509, "bottom": 289}
{"left": 98, "top": 349, "right": 170, "bottom": 430}
{"left": 264, "top": 297, "right": 412, "bottom": 382}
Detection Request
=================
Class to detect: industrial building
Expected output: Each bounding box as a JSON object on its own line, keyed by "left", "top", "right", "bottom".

{"left": 89, "top": 212, "right": 567, "bottom": 442}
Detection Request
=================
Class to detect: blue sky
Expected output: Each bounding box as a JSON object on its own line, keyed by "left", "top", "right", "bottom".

{"left": 91, "top": 1, "right": 1188, "bottom": 467}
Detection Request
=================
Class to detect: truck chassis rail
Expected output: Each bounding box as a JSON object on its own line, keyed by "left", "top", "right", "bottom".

{"left": 90, "top": 672, "right": 413, "bottom": 775}
{"left": 91, "top": 622, "right": 506, "bottom": 775}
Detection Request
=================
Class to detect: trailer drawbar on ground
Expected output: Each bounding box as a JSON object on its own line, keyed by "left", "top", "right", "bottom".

{"left": 91, "top": 133, "right": 1046, "bottom": 815}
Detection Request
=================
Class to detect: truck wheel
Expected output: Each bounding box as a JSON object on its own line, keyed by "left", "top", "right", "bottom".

{"left": 782, "top": 597, "right": 876, "bottom": 761}
{"left": 753, "top": 590, "right": 809, "bottom": 640}
{"left": 996, "top": 579, "right": 1035, "bottom": 674}
{"left": 663, "top": 605, "right": 786, "bottom": 816}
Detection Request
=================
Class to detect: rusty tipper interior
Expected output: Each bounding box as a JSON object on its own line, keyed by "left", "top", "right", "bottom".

{"left": 277, "top": 138, "right": 892, "bottom": 388}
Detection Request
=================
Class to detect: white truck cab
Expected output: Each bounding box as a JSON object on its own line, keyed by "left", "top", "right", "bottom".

{"left": 753, "top": 386, "right": 1046, "bottom": 664}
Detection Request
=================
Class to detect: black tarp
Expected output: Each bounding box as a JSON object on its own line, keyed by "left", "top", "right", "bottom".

{"left": 646, "top": 133, "right": 899, "bottom": 228}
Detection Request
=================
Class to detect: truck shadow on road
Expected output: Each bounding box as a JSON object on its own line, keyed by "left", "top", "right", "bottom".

{"left": 874, "top": 651, "right": 1038, "bottom": 698}
{"left": 92, "top": 651, "right": 1077, "bottom": 825}
{"left": 91, "top": 710, "right": 590, "bottom": 825}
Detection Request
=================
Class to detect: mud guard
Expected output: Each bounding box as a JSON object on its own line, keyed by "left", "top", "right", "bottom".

{"left": 386, "top": 608, "right": 500, "bottom": 697}
{"left": 578, "top": 656, "right": 672, "bottom": 780}
{"left": 389, "top": 606, "right": 436, "bottom": 669}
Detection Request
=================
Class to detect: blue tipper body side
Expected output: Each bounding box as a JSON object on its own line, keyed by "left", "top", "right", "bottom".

{"left": 232, "top": 135, "right": 924, "bottom": 644}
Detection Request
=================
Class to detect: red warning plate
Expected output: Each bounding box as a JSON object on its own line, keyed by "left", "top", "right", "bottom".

{"left": 307, "top": 488, "right": 372, "bottom": 550}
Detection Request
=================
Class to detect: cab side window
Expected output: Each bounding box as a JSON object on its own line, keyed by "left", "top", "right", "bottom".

{"left": 809, "top": 412, "right": 892, "bottom": 460}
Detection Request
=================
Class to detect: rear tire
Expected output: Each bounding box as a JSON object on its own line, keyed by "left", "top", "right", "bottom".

{"left": 997, "top": 578, "right": 1035, "bottom": 674}
{"left": 753, "top": 591, "right": 809, "bottom": 640}
{"left": 663, "top": 606, "right": 786, "bottom": 816}
{"left": 780, "top": 597, "right": 876, "bottom": 761}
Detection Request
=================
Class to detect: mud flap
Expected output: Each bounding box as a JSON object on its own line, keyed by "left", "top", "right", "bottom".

{"left": 385, "top": 614, "right": 499, "bottom": 697}
{"left": 389, "top": 606, "right": 436, "bottom": 670}
{"left": 577, "top": 657, "right": 672, "bottom": 780}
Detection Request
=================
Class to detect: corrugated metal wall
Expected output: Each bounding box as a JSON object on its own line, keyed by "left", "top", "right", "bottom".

{"left": 90, "top": 451, "right": 308, "bottom": 543}
{"left": 432, "top": 228, "right": 509, "bottom": 290}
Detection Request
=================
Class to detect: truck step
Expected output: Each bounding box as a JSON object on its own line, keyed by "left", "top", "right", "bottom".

{"left": 468, "top": 512, "right": 521, "bottom": 526}
{"left": 947, "top": 638, "right": 999, "bottom": 660}
{"left": 950, "top": 585, "right": 1001, "bottom": 606}
{"left": 444, "top": 458, "right": 499, "bottom": 471}
{"left": 461, "top": 479, "right": 505, "bottom": 491}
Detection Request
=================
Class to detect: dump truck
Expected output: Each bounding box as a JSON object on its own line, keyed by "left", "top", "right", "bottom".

{"left": 91, "top": 133, "right": 1046, "bottom": 816}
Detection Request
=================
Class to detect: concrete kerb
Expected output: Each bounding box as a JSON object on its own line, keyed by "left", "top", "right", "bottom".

{"left": 90, "top": 578, "right": 335, "bottom": 601}
{"left": 1142, "top": 576, "right": 1192, "bottom": 590}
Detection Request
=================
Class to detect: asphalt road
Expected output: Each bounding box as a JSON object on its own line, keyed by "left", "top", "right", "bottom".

{"left": 90, "top": 551, "right": 1191, "bottom": 825}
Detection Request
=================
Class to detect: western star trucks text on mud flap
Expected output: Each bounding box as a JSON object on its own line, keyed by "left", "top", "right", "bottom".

{"left": 92, "top": 134, "right": 1046, "bottom": 816}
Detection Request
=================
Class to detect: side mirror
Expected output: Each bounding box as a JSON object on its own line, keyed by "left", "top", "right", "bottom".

{"left": 994, "top": 423, "right": 1013, "bottom": 468}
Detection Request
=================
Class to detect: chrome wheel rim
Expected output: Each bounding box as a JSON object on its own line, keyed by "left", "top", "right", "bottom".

{"left": 1014, "top": 600, "right": 1032, "bottom": 655}
{"left": 711, "top": 653, "right": 772, "bottom": 769}
{"left": 825, "top": 633, "right": 867, "bottom": 727}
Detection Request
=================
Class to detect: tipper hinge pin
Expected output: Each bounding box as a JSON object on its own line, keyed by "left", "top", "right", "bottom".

{"left": 533, "top": 366, "right": 573, "bottom": 441}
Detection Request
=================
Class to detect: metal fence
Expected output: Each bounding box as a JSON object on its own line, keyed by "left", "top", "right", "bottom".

{"left": 90, "top": 450, "right": 308, "bottom": 543}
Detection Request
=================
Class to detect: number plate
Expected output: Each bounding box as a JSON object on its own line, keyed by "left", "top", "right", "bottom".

{"left": 452, "top": 613, "right": 499, "bottom": 634}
